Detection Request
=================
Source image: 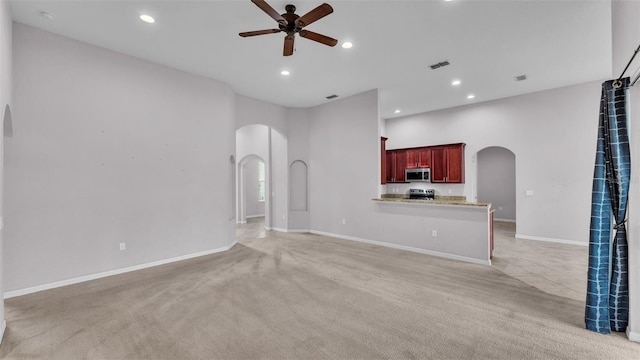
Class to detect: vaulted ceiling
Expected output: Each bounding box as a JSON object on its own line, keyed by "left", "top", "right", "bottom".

{"left": 10, "top": 0, "right": 612, "bottom": 119}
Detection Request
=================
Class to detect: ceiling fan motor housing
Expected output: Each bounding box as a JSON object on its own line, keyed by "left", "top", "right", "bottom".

{"left": 280, "top": 5, "right": 301, "bottom": 34}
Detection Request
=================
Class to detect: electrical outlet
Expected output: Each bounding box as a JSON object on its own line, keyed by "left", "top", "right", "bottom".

{"left": 342, "top": 218, "right": 346, "bottom": 225}
{"left": 526, "top": 190, "right": 534, "bottom": 197}
{"left": 282, "top": 213, "right": 286, "bottom": 220}
{"left": 432, "top": 230, "right": 438, "bottom": 237}
{"left": 119, "top": 242, "right": 126, "bottom": 251}
{"left": 498, "top": 206, "right": 503, "bottom": 211}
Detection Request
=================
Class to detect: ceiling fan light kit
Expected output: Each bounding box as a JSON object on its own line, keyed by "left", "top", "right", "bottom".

{"left": 239, "top": 0, "right": 338, "bottom": 56}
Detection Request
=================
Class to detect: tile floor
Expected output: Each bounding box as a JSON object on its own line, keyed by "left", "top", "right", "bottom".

{"left": 237, "top": 218, "right": 588, "bottom": 302}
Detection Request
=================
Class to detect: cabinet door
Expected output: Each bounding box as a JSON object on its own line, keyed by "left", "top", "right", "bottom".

{"left": 431, "top": 147, "right": 447, "bottom": 182}
{"left": 386, "top": 151, "right": 395, "bottom": 182}
{"left": 417, "top": 148, "right": 432, "bottom": 168}
{"left": 394, "top": 149, "right": 407, "bottom": 182}
{"left": 445, "top": 144, "right": 465, "bottom": 183}
{"left": 405, "top": 149, "right": 418, "bottom": 169}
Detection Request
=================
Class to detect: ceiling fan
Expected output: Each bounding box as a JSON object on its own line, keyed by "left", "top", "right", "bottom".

{"left": 239, "top": 0, "right": 338, "bottom": 56}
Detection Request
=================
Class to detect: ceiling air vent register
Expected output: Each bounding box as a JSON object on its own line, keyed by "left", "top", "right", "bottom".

{"left": 430, "top": 60, "right": 450, "bottom": 70}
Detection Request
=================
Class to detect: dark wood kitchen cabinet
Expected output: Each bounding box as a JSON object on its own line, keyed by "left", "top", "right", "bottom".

{"left": 405, "top": 148, "right": 431, "bottom": 169}
{"left": 385, "top": 149, "right": 407, "bottom": 182}
{"left": 383, "top": 142, "right": 464, "bottom": 183}
{"left": 431, "top": 143, "right": 465, "bottom": 183}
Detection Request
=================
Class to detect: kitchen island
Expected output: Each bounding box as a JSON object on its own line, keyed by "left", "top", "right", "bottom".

{"left": 371, "top": 195, "right": 493, "bottom": 265}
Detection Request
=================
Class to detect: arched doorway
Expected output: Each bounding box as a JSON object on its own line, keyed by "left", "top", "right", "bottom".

{"left": 237, "top": 155, "right": 266, "bottom": 224}
{"left": 235, "top": 124, "right": 288, "bottom": 232}
{"left": 477, "top": 146, "right": 516, "bottom": 222}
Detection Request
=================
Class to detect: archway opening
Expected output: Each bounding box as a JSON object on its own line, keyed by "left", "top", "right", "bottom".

{"left": 477, "top": 146, "right": 516, "bottom": 222}
{"left": 235, "top": 124, "right": 288, "bottom": 234}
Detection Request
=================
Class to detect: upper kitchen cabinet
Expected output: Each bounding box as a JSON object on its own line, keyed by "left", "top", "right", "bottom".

{"left": 431, "top": 143, "right": 465, "bottom": 183}
{"left": 405, "top": 147, "right": 432, "bottom": 169}
{"left": 385, "top": 149, "right": 408, "bottom": 182}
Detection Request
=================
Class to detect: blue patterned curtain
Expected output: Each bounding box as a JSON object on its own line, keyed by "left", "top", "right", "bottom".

{"left": 585, "top": 78, "right": 631, "bottom": 334}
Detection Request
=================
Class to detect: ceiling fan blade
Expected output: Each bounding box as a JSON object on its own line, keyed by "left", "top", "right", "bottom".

{"left": 283, "top": 35, "right": 295, "bottom": 56}
{"left": 299, "top": 30, "right": 338, "bottom": 47}
{"left": 239, "top": 29, "right": 281, "bottom": 37}
{"left": 251, "top": 0, "right": 286, "bottom": 25}
{"left": 295, "top": 3, "right": 333, "bottom": 28}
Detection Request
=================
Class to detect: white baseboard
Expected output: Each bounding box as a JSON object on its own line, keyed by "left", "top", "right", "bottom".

{"left": 237, "top": 220, "right": 247, "bottom": 224}
{"left": 627, "top": 328, "right": 640, "bottom": 343}
{"left": 494, "top": 218, "right": 516, "bottom": 223}
{"left": 270, "top": 227, "right": 289, "bottom": 233}
{"left": 0, "top": 320, "right": 5, "bottom": 344}
{"left": 309, "top": 230, "right": 491, "bottom": 266}
{"left": 246, "top": 214, "right": 265, "bottom": 219}
{"left": 287, "top": 229, "right": 310, "bottom": 233}
{"left": 4, "top": 242, "right": 237, "bottom": 299}
{"left": 515, "top": 234, "right": 588, "bottom": 247}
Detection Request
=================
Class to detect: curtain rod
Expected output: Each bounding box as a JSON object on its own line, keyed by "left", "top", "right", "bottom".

{"left": 615, "top": 44, "right": 640, "bottom": 87}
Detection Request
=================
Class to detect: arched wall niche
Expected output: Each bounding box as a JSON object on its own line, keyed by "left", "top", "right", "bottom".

{"left": 290, "top": 160, "right": 308, "bottom": 212}
{"left": 3, "top": 104, "right": 12, "bottom": 137}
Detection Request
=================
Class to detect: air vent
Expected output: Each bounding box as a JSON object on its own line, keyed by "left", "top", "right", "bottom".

{"left": 326, "top": 94, "right": 338, "bottom": 99}
{"left": 514, "top": 74, "right": 527, "bottom": 82}
{"left": 430, "top": 60, "right": 450, "bottom": 70}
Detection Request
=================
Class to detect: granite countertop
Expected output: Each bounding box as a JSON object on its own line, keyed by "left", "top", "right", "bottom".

{"left": 373, "top": 194, "right": 491, "bottom": 207}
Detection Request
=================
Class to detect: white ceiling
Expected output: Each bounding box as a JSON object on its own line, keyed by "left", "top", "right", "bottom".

{"left": 9, "top": 0, "right": 613, "bottom": 119}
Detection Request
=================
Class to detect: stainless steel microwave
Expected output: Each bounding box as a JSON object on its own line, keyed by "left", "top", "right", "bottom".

{"left": 406, "top": 168, "right": 431, "bottom": 182}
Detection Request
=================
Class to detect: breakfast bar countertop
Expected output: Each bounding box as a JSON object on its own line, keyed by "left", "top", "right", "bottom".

{"left": 372, "top": 194, "right": 491, "bottom": 208}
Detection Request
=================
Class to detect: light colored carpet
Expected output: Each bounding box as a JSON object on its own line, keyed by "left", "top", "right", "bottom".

{"left": 0, "top": 230, "right": 639, "bottom": 359}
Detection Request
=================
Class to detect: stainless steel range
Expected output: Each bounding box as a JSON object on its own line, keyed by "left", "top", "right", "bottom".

{"left": 409, "top": 188, "right": 435, "bottom": 200}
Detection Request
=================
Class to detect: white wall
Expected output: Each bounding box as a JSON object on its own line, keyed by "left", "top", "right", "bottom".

{"left": 309, "top": 90, "right": 380, "bottom": 234}
{"left": 0, "top": 0, "right": 12, "bottom": 340}
{"left": 477, "top": 147, "right": 516, "bottom": 221}
{"left": 386, "top": 82, "right": 602, "bottom": 244}
{"left": 235, "top": 95, "right": 288, "bottom": 137}
{"left": 5, "top": 24, "right": 236, "bottom": 292}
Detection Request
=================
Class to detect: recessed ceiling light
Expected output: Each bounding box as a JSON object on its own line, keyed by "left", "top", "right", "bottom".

{"left": 467, "top": 94, "right": 475, "bottom": 99}
{"left": 281, "top": 70, "right": 290, "bottom": 76}
{"left": 342, "top": 42, "right": 353, "bottom": 49}
{"left": 394, "top": 109, "right": 401, "bottom": 114}
{"left": 140, "top": 14, "right": 155, "bottom": 24}
{"left": 40, "top": 11, "right": 55, "bottom": 20}
{"left": 451, "top": 80, "right": 461, "bottom": 86}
